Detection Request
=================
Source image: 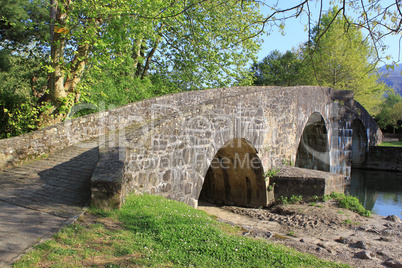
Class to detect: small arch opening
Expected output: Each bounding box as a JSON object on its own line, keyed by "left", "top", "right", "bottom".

{"left": 351, "top": 118, "right": 368, "bottom": 168}
{"left": 295, "top": 112, "right": 330, "bottom": 171}
{"left": 199, "top": 138, "right": 267, "bottom": 207}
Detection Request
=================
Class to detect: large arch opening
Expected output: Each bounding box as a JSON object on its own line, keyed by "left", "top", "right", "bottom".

{"left": 351, "top": 118, "right": 368, "bottom": 168}
{"left": 295, "top": 112, "right": 330, "bottom": 171}
{"left": 198, "top": 138, "right": 267, "bottom": 207}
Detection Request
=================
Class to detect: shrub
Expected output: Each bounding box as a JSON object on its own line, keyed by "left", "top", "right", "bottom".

{"left": 290, "top": 195, "right": 303, "bottom": 204}
{"left": 325, "top": 192, "right": 371, "bottom": 217}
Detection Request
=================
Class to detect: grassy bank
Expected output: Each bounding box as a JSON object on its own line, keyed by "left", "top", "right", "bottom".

{"left": 378, "top": 141, "right": 402, "bottom": 147}
{"left": 13, "top": 194, "right": 349, "bottom": 268}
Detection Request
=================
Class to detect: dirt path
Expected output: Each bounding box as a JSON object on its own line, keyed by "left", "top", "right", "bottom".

{"left": 198, "top": 201, "right": 402, "bottom": 268}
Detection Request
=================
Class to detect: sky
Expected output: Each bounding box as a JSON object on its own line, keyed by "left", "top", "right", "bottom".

{"left": 255, "top": 2, "right": 402, "bottom": 67}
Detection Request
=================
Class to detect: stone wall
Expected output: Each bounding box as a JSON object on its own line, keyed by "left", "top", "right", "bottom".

{"left": 353, "top": 101, "right": 383, "bottom": 146}
{"left": 384, "top": 134, "right": 402, "bottom": 141}
{"left": 271, "top": 166, "right": 346, "bottom": 200}
{"left": 364, "top": 146, "right": 402, "bottom": 171}
{"left": 0, "top": 87, "right": 269, "bottom": 170}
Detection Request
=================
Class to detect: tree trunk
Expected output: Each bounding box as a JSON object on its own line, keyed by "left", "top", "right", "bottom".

{"left": 64, "top": 43, "right": 90, "bottom": 95}
{"left": 141, "top": 37, "right": 161, "bottom": 79}
{"left": 132, "top": 38, "right": 142, "bottom": 77}
{"left": 40, "top": 0, "right": 71, "bottom": 126}
{"left": 49, "top": 0, "right": 70, "bottom": 103}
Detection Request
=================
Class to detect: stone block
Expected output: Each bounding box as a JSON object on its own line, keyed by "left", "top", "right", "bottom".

{"left": 271, "top": 166, "right": 346, "bottom": 201}
{"left": 91, "top": 180, "right": 123, "bottom": 210}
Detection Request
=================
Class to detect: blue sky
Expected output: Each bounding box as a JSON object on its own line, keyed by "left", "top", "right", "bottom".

{"left": 256, "top": 3, "right": 401, "bottom": 67}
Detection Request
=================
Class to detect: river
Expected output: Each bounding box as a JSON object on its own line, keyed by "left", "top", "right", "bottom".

{"left": 348, "top": 169, "right": 402, "bottom": 219}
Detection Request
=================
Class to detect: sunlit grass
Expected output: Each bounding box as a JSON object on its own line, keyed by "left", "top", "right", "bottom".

{"left": 378, "top": 141, "right": 402, "bottom": 147}
{"left": 14, "top": 194, "right": 350, "bottom": 268}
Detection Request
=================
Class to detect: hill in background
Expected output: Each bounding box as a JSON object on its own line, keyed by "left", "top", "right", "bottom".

{"left": 379, "top": 65, "right": 402, "bottom": 96}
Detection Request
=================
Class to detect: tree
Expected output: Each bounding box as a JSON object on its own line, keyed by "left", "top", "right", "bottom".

{"left": 47, "top": 0, "right": 402, "bottom": 121}
{"left": 255, "top": 1, "right": 402, "bottom": 63}
{"left": 376, "top": 92, "right": 402, "bottom": 133}
{"left": 43, "top": 0, "right": 264, "bottom": 123}
{"left": 0, "top": 52, "right": 48, "bottom": 138}
{"left": 2, "top": 0, "right": 402, "bottom": 138}
{"left": 251, "top": 50, "right": 308, "bottom": 86}
{"left": 0, "top": 0, "right": 49, "bottom": 49}
{"left": 301, "top": 7, "right": 389, "bottom": 115}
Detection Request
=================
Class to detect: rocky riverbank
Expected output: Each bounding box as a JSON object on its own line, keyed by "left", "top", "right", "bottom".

{"left": 198, "top": 200, "right": 402, "bottom": 268}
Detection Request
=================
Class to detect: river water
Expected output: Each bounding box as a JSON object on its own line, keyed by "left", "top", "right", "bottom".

{"left": 348, "top": 169, "right": 402, "bottom": 219}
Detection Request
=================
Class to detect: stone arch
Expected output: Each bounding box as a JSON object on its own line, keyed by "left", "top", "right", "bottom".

{"left": 295, "top": 112, "right": 330, "bottom": 171}
{"left": 198, "top": 138, "right": 267, "bottom": 207}
{"left": 351, "top": 118, "right": 368, "bottom": 168}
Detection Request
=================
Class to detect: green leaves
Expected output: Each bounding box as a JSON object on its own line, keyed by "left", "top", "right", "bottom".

{"left": 375, "top": 92, "right": 402, "bottom": 131}
{"left": 0, "top": 0, "right": 49, "bottom": 49}
{"left": 252, "top": 50, "right": 309, "bottom": 86}
{"left": 302, "top": 7, "right": 389, "bottom": 115}
{"left": 2, "top": 0, "right": 264, "bottom": 136}
{"left": 148, "top": 0, "right": 262, "bottom": 90}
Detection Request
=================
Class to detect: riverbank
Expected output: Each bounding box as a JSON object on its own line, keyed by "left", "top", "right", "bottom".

{"left": 199, "top": 200, "right": 402, "bottom": 268}
{"left": 12, "top": 194, "right": 347, "bottom": 268}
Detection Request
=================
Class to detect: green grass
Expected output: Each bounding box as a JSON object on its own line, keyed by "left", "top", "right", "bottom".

{"left": 278, "top": 195, "right": 303, "bottom": 204}
{"left": 13, "top": 194, "right": 349, "bottom": 268}
{"left": 341, "top": 219, "right": 352, "bottom": 225}
{"left": 378, "top": 141, "right": 402, "bottom": 147}
{"left": 325, "top": 192, "right": 371, "bottom": 217}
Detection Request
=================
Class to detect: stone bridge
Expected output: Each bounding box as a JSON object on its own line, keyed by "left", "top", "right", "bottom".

{"left": 0, "top": 86, "right": 382, "bottom": 209}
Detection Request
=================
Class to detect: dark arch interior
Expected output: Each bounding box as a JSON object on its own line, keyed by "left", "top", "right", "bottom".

{"left": 198, "top": 138, "right": 267, "bottom": 207}
{"left": 351, "top": 118, "right": 368, "bottom": 168}
{"left": 295, "top": 112, "right": 330, "bottom": 171}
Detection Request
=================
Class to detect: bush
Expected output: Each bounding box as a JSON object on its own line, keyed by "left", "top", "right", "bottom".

{"left": 278, "top": 195, "right": 303, "bottom": 204}
{"left": 328, "top": 192, "right": 371, "bottom": 217}
{"left": 0, "top": 52, "right": 48, "bottom": 138}
{"left": 0, "top": 90, "right": 42, "bottom": 138}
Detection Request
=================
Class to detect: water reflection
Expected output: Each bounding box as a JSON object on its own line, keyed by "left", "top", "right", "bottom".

{"left": 348, "top": 169, "right": 402, "bottom": 219}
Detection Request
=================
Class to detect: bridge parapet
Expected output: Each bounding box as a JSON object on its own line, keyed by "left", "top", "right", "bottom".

{"left": 0, "top": 86, "right": 270, "bottom": 170}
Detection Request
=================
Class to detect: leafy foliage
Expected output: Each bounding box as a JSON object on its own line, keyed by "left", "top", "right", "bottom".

{"left": 0, "top": 52, "right": 48, "bottom": 138}
{"left": 252, "top": 50, "right": 309, "bottom": 86}
{"left": 375, "top": 92, "right": 402, "bottom": 132}
{"left": 79, "top": 67, "right": 181, "bottom": 115}
{"left": 302, "top": 7, "right": 389, "bottom": 114}
{"left": 263, "top": 168, "right": 280, "bottom": 179}
{"left": 278, "top": 195, "right": 303, "bottom": 205}
{"left": 0, "top": 0, "right": 49, "bottom": 48}
{"left": 253, "top": 8, "right": 389, "bottom": 115}
{"left": 46, "top": 0, "right": 263, "bottom": 108}
{"left": 258, "top": 1, "right": 402, "bottom": 62}
{"left": 0, "top": 0, "right": 264, "bottom": 137}
{"left": 325, "top": 192, "right": 371, "bottom": 217}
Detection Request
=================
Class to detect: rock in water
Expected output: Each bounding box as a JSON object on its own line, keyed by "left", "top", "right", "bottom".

{"left": 385, "top": 215, "right": 402, "bottom": 223}
{"left": 351, "top": 240, "right": 369, "bottom": 250}
{"left": 355, "top": 250, "right": 375, "bottom": 260}
{"left": 384, "top": 259, "right": 402, "bottom": 268}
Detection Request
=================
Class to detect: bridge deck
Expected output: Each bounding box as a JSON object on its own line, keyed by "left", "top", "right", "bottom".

{"left": 0, "top": 141, "right": 98, "bottom": 266}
